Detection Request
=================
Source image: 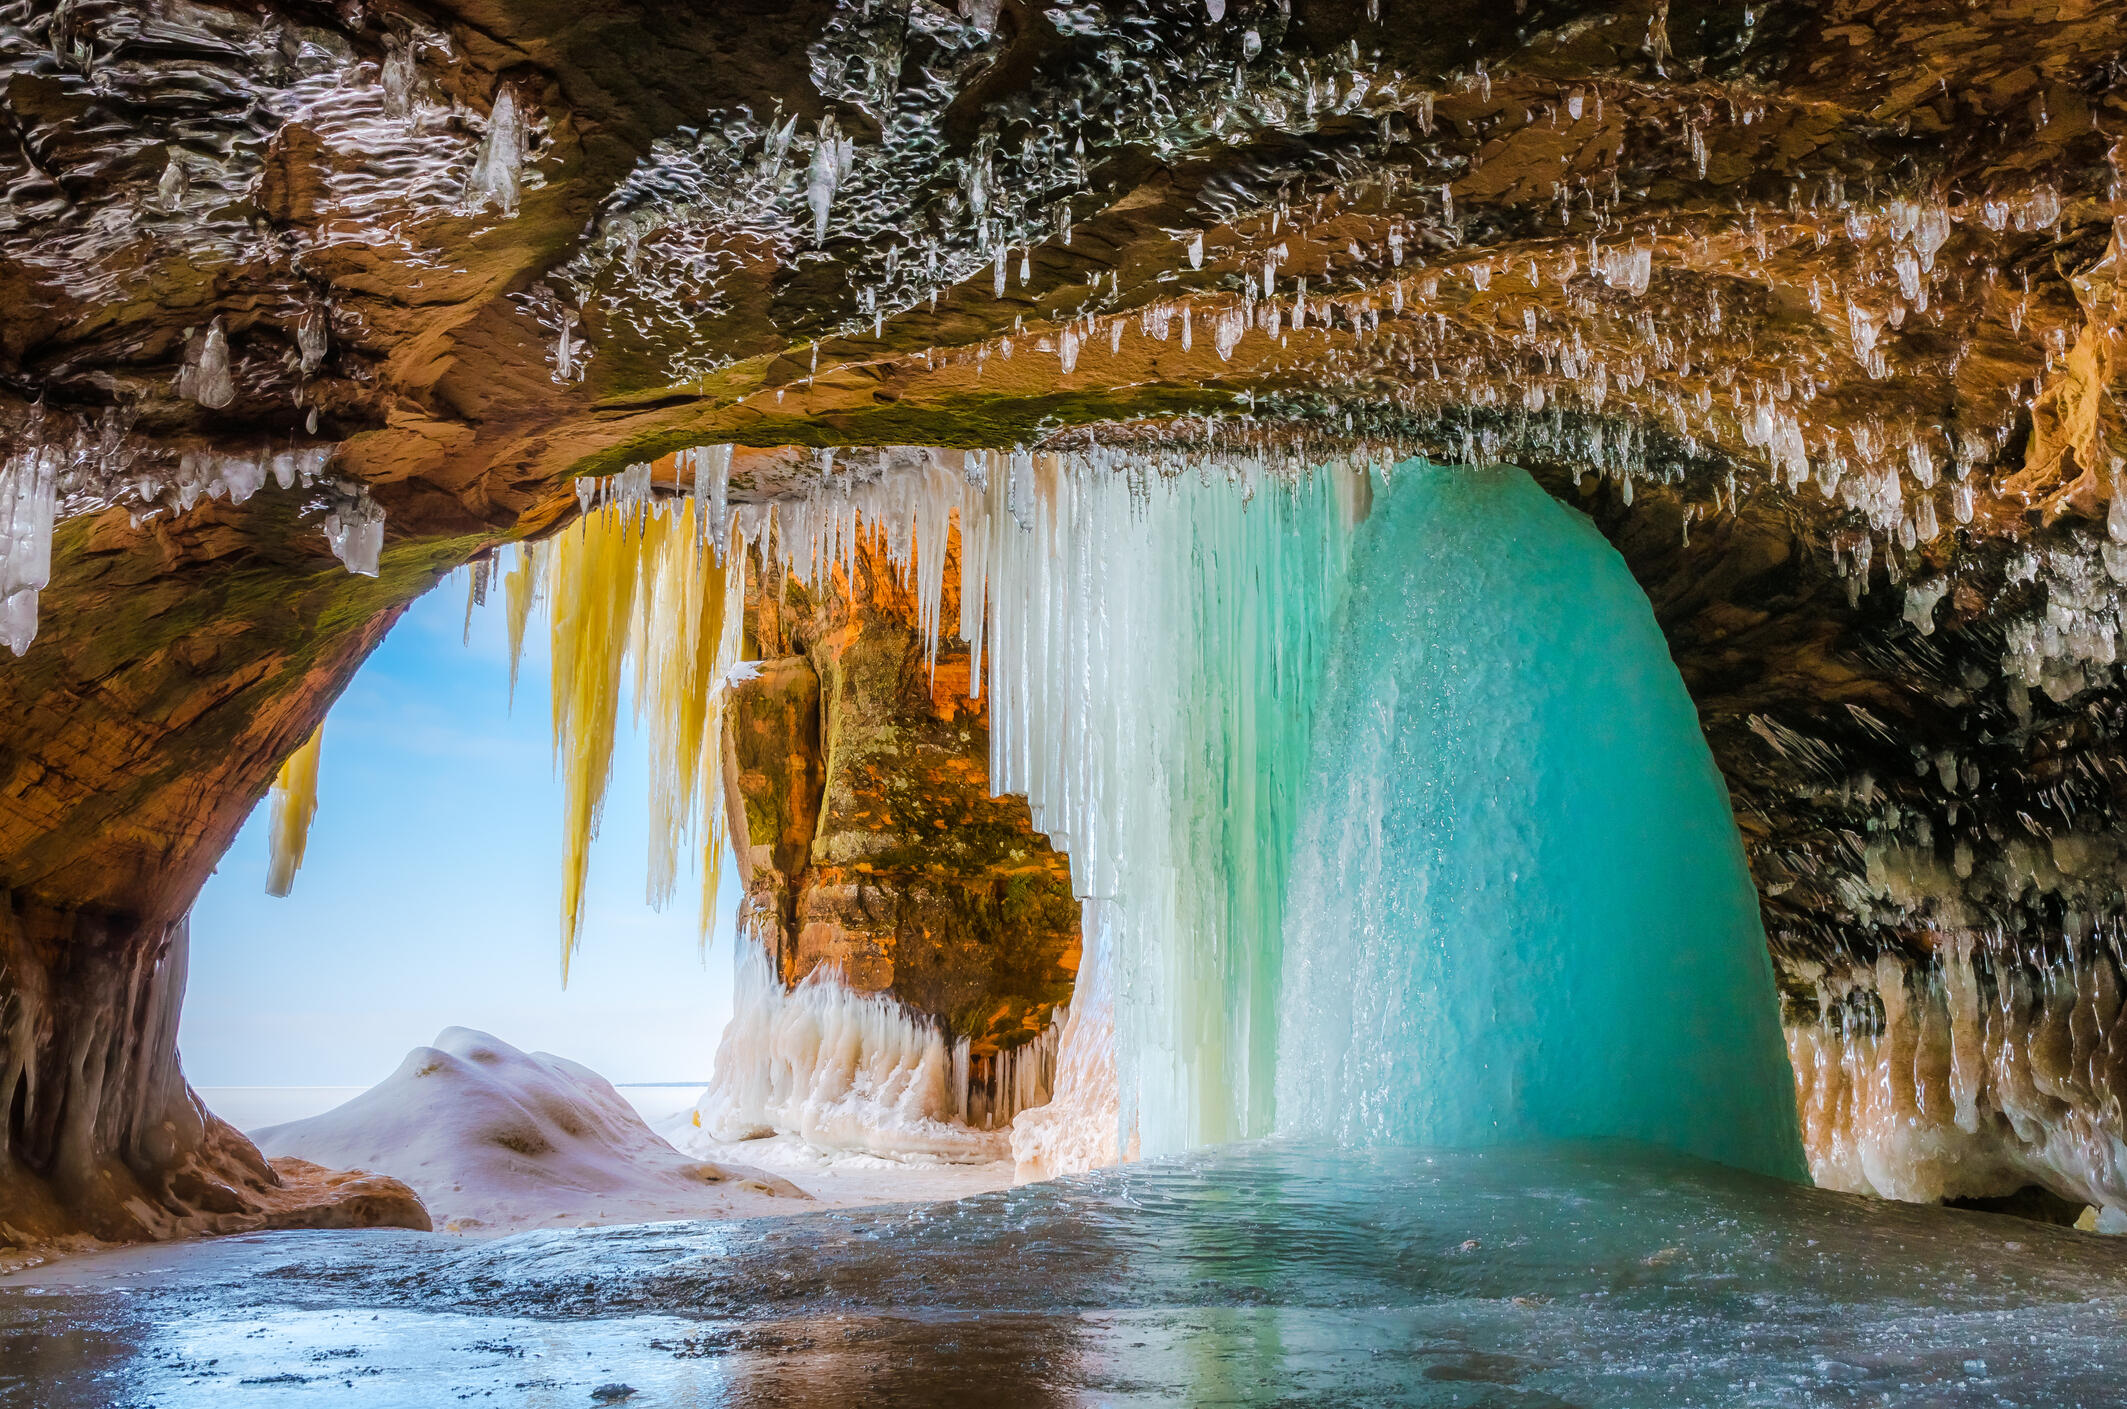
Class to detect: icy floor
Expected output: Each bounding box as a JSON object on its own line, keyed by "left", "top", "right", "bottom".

{"left": 4, "top": 1142, "right": 2123, "bottom": 1407}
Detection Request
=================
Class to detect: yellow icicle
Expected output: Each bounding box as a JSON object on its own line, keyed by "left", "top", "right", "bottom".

{"left": 504, "top": 542, "right": 541, "bottom": 708}
{"left": 544, "top": 485, "right": 750, "bottom": 975}
{"left": 265, "top": 724, "right": 324, "bottom": 898}
{"left": 550, "top": 506, "right": 642, "bottom": 981}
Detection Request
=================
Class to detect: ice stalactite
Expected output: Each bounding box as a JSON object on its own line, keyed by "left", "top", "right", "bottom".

{"left": 1275, "top": 465, "right": 1805, "bottom": 1180}
{"left": 463, "top": 86, "right": 527, "bottom": 217}
{"left": 546, "top": 489, "right": 742, "bottom": 974}
{"left": 264, "top": 725, "right": 324, "bottom": 898}
{"left": 0, "top": 442, "right": 57, "bottom": 656}
{"left": 175, "top": 318, "right": 236, "bottom": 410}
{"left": 320, "top": 485, "right": 384, "bottom": 577}
{"left": 1789, "top": 942, "right": 2127, "bottom": 1223}
{"left": 686, "top": 940, "right": 1048, "bottom": 1162}
{"left": 503, "top": 543, "right": 542, "bottom": 708}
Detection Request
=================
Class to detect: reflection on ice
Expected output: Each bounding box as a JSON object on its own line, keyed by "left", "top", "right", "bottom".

{"left": 5, "top": 1142, "right": 2126, "bottom": 1406}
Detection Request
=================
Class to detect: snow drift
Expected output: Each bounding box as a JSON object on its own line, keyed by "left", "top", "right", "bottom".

{"left": 252, "top": 1027, "right": 806, "bottom": 1233}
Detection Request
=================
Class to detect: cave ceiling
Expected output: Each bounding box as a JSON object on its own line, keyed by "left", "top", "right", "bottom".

{"left": 3, "top": 0, "right": 2127, "bottom": 1000}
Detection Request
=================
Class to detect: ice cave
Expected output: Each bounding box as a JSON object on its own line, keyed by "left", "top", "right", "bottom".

{"left": 6, "top": 0, "right": 2127, "bottom": 1402}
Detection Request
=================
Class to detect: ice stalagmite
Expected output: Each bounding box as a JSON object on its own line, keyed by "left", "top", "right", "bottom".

{"left": 1276, "top": 464, "right": 1806, "bottom": 1179}
{"left": 265, "top": 724, "right": 324, "bottom": 897}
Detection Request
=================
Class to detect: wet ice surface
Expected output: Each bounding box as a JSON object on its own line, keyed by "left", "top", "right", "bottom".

{"left": 4, "top": 1142, "right": 2124, "bottom": 1407}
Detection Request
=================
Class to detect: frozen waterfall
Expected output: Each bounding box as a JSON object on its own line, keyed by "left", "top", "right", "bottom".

{"left": 1276, "top": 464, "right": 1806, "bottom": 1179}
{"left": 655, "top": 448, "right": 1804, "bottom": 1177}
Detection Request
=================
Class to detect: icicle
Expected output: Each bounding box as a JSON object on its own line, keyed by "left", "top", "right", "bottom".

{"left": 549, "top": 503, "right": 646, "bottom": 977}
{"left": 464, "top": 86, "right": 526, "bottom": 217}
{"left": 321, "top": 485, "right": 384, "bottom": 576}
{"left": 380, "top": 34, "right": 417, "bottom": 121}
{"left": 546, "top": 495, "right": 741, "bottom": 970}
{"left": 178, "top": 318, "right": 236, "bottom": 410}
{"left": 296, "top": 303, "right": 329, "bottom": 375}
{"left": 265, "top": 724, "right": 324, "bottom": 898}
{"left": 807, "top": 113, "right": 845, "bottom": 247}
{"left": 0, "top": 446, "right": 58, "bottom": 656}
{"left": 504, "top": 542, "right": 541, "bottom": 707}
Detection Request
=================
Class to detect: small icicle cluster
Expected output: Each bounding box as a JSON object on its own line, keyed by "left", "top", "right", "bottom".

{"left": 0, "top": 405, "right": 340, "bottom": 654}
{"left": 320, "top": 483, "right": 386, "bottom": 577}
{"left": 1789, "top": 941, "right": 2127, "bottom": 1226}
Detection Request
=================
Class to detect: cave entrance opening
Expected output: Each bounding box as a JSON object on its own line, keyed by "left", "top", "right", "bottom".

{"left": 179, "top": 567, "right": 740, "bottom": 1151}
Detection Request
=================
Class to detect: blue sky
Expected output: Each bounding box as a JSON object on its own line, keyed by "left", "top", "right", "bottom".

{"left": 180, "top": 565, "right": 740, "bottom": 1088}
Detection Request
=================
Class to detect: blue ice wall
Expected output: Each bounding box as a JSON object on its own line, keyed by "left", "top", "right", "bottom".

{"left": 1275, "top": 463, "right": 1806, "bottom": 1179}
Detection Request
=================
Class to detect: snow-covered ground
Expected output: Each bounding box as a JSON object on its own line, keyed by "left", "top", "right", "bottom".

{"left": 250, "top": 1028, "right": 809, "bottom": 1234}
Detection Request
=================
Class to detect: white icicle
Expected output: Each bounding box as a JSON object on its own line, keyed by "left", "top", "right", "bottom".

{"left": 0, "top": 446, "right": 58, "bottom": 656}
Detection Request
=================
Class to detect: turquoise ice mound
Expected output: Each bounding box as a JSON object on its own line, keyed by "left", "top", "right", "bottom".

{"left": 1276, "top": 462, "right": 1806, "bottom": 1180}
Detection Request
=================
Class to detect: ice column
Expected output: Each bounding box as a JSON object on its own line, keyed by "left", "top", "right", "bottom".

{"left": 1275, "top": 464, "right": 1806, "bottom": 1180}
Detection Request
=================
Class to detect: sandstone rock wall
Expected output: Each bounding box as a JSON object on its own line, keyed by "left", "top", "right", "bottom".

{"left": 722, "top": 524, "right": 1081, "bottom": 1066}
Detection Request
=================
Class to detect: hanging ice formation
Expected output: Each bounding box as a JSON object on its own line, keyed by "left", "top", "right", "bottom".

{"left": 522, "top": 435, "right": 1812, "bottom": 1177}
{"left": 265, "top": 724, "right": 324, "bottom": 898}
{"left": 0, "top": 442, "right": 57, "bottom": 656}
{"left": 1274, "top": 464, "right": 1806, "bottom": 1180}
{"left": 463, "top": 86, "right": 527, "bottom": 217}
{"left": 1788, "top": 943, "right": 2127, "bottom": 1224}
{"left": 543, "top": 484, "right": 741, "bottom": 978}
{"left": 321, "top": 485, "right": 385, "bottom": 576}
{"left": 502, "top": 542, "right": 542, "bottom": 707}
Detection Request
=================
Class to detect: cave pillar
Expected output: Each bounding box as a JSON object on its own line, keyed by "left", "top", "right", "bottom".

{"left": 2, "top": 894, "right": 245, "bottom": 1241}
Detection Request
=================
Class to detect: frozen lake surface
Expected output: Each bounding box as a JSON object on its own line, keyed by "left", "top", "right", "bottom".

{"left": 3, "top": 1142, "right": 2121, "bottom": 1407}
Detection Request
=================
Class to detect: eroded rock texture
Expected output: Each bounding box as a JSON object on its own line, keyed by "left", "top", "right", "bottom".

{"left": 0, "top": 904, "right": 428, "bottom": 1258}
{"left": 4, "top": 0, "right": 2127, "bottom": 1228}
{"left": 723, "top": 529, "right": 1080, "bottom": 1064}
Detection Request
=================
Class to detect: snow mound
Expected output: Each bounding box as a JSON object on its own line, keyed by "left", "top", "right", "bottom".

{"left": 252, "top": 1028, "right": 808, "bottom": 1233}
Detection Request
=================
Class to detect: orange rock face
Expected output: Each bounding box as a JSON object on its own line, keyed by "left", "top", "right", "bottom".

{"left": 723, "top": 525, "right": 1080, "bottom": 1063}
